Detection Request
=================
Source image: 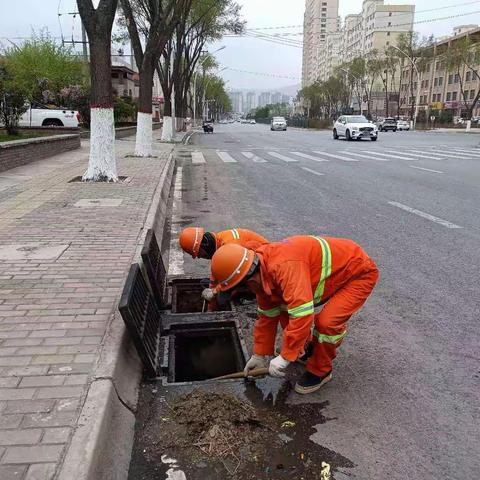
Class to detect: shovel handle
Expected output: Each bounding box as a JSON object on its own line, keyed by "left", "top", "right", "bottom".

{"left": 209, "top": 367, "right": 269, "bottom": 381}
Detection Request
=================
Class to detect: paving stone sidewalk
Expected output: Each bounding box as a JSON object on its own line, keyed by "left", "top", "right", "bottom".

{"left": 0, "top": 133, "right": 174, "bottom": 479}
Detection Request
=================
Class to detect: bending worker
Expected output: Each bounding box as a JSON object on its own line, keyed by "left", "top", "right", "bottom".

{"left": 179, "top": 227, "right": 268, "bottom": 303}
{"left": 210, "top": 235, "right": 379, "bottom": 394}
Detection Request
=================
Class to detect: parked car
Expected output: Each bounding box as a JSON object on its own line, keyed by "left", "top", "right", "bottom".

{"left": 202, "top": 120, "right": 214, "bottom": 133}
{"left": 249, "top": 119, "right": 256, "bottom": 124}
{"left": 271, "top": 116, "right": 287, "bottom": 131}
{"left": 378, "top": 117, "right": 397, "bottom": 132}
{"left": 333, "top": 115, "right": 378, "bottom": 141}
{"left": 397, "top": 120, "right": 410, "bottom": 131}
{"left": 19, "top": 101, "right": 80, "bottom": 127}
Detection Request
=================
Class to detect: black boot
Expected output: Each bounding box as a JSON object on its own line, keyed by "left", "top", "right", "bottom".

{"left": 294, "top": 370, "right": 332, "bottom": 394}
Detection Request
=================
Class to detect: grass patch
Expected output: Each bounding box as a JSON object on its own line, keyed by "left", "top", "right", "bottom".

{"left": 0, "top": 132, "right": 51, "bottom": 143}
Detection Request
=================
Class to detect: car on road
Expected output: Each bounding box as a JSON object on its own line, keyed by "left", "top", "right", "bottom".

{"left": 202, "top": 120, "right": 214, "bottom": 133}
{"left": 378, "top": 117, "right": 398, "bottom": 132}
{"left": 397, "top": 120, "right": 410, "bottom": 131}
{"left": 333, "top": 115, "right": 378, "bottom": 141}
{"left": 249, "top": 119, "right": 256, "bottom": 124}
{"left": 18, "top": 101, "right": 80, "bottom": 127}
{"left": 271, "top": 116, "right": 287, "bottom": 131}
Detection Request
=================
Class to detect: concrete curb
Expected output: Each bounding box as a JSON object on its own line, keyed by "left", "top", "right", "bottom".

{"left": 57, "top": 147, "right": 177, "bottom": 480}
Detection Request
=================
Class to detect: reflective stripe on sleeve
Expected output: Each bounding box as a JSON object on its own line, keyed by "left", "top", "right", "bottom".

{"left": 231, "top": 228, "right": 240, "bottom": 240}
{"left": 288, "top": 301, "right": 314, "bottom": 318}
{"left": 311, "top": 236, "right": 332, "bottom": 303}
{"left": 312, "top": 328, "right": 346, "bottom": 344}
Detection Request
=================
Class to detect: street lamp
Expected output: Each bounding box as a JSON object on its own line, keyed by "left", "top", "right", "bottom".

{"left": 193, "top": 46, "right": 226, "bottom": 125}
{"left": 392, "top": 45, "right": 420, "bottom": 131}
{"left": 340, "top": 68, "right": 363, "bottom": 116}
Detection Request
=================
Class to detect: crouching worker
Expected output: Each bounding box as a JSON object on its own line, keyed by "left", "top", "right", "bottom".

{"left": 210, "top": 236, "right": 379, "bottom": 394}
{"left": 179, "top": 227, "right": 268, "bottom": 309}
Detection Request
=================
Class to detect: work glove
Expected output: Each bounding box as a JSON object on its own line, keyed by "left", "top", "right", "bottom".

{"left": 201, "top": 288, "right": 215, "bottom": 302}
{"left": 243, "top": 354, "right": 268, "bottom": 375}
{"left": 269, "top": 355, "right": 290, "bottom": 378}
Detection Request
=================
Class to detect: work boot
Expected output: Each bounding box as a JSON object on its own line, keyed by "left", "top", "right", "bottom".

{"left": 296, "top": 341, "right": 314, "bottom": 365}
{"left": 294, "top": 370, "right": 332, "bottom": 395}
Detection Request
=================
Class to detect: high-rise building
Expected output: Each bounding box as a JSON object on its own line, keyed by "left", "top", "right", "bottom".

{"left": 258, "top": 91, "right": 271, "bottom": 107}
{"left": 245, "top": 91, "right": 257, "bottom": 112}
{"left": 281, "top": 94, "right": 291, "bottom": 104}
{"left": 271, "top": 92, "right": 282, "bottom": 104}
{"left": 228, "top": 91, "right": 244, "bottom": 113}
{"left": 302, "top": 0, "right": 340, "bottom": 87}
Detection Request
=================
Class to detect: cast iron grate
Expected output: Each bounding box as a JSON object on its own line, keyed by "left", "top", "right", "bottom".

{"left": 141, "top": 229, "right": 167, "bottom": 309}
{"left": 68, "top": 176, "right": 128, "bottom": 183}
{"left": 119, "top": 263, "right": 162, "bottom": 377}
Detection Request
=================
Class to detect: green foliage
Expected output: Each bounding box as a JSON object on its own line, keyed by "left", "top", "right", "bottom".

{"left": 114, "top": 96, "right": 137, "bottom": 123}
{"left": 204, "top": 74, "right": 231, "bottom": 113}
{"left": 4, "top": 32, "right": 86, "bottom": 103}
{"left": 439, "top": 110, "right": 453, "bottom": 124}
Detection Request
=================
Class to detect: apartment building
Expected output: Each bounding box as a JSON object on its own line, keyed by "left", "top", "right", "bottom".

{"left": 228, "top": 91, "right": 244, "bottom": 113}
{"left": 302, "top": 0, "right": 340, "bottom": 87}
{"left": 245, "top": 91, "right": 257, "bottom": 113}
{"left": 258, "top": 91, "right": 271, "bottom": 107}
{"left": 399, "top": 26, "right": 480, "bottom": 119}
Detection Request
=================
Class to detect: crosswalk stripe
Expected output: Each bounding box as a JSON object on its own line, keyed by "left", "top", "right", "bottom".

{"left": 290, "top": 152, "right": 329, "bottom": 162}
{"left": 361, "top": 150, "right": 418, "bottom": 160}
{"left": 301, "top": 167, "right": 324, "bottom": 176}
{"left": 217, "top": 151, "right": 237, "bottom": 163}
{"left": 339, "top": 151, "right": 389, "bottom": 161}
{"left": 241, "top": 151, "right": 267, "bottom": 163}
{"left": 191, "top": 151, "right": 206, "bottom": 164}
{"left": 402, "top": 150, "right": 443, "bottom": 160}
{"left": 312, "top": 151, "right": 359, "bottom": 162}
{"left": 453, "top": 148, "right": 480, "bottom": 156}
{"left": 410, "top": 166, "right": 444, "bottom": 174}
{"left": 268, "top": 152, "right": 299, "bottom": 162}
{"left": 427, "top": 150, "right": 473, "bottom": 159}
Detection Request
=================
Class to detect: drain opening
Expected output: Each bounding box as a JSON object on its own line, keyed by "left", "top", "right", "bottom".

{"left": 172, "top": 280, "right": 231, "bottom": 313}
{"left": 69, "top": 176, "right": 128, "bottom": 183}
{"left": 170, "top": 326, "right": 245, "bottom": 382}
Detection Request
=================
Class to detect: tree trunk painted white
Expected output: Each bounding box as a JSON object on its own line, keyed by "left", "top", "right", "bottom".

{"left": 161, "top": 116, "right": 173, "bottom": 142}
{"left": 83, "top": 107, "right": 117, "bottom": 182}
{"left": 134, "top": 111, "right": 153, "bottom": 156}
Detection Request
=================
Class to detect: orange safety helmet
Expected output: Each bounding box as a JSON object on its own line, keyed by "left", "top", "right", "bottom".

{"left": 211, "top": 244, "right": 256, "bottom": 292}
{"left": 179, "top": 227, "right": 204, "bottom": 258}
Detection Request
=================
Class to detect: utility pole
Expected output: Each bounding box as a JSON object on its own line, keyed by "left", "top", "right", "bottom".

{"left": 81, "top": 20, "right": 88, "bottom": 62}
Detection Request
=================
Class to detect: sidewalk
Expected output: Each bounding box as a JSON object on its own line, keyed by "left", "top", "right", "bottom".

{"left": 0, "top": 132, "right": 175, "bottom": 479}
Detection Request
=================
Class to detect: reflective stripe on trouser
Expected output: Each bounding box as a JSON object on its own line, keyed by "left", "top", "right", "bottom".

{"left": 306, "top": 266, "right": 379, "bottom": 377}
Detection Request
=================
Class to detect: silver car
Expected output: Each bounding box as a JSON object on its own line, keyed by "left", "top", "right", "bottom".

{"left": 271, "top": 116, "right": 287, "bottom": 131}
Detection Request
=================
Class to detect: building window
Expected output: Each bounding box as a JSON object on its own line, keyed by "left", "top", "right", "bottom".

{"left": 424, "top": 79, "right": 429, "bottom": 88}
{"left": 466, "top": 71, "right": 472, "bottom": 82}
{"left": 448, "top": 74, "right": 453, "bottom": 84}
{"left": 446, "top": 92, "right": 451, "bottom": 101}
{"left": 454, "top": 74, "right": 460, "bottom": 83}
{"left": 439, "top": 77, "right": 443, "bottom": 86}
{"left": 389, "top": 12, "right": 392, "bottom": 17}
{"left": 452, "top": 91, "right": 457, "bottom": 101}
{"left": 434, "top": 78, "right": 438, "bottom": 87}
{"left": 388, "top": 22, "right": 391, "bottom": 27}
{"left": 470, "top": 89, "right": 476, "bottom": 99}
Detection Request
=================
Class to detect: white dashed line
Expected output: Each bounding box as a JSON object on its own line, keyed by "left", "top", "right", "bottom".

{"left": 409, "top": 166, "right": 444, "bottom": 174}
{"left": 339, "top": 151, "right": 389, "bottom": 161}
{"left": 396, "top": 150, "right": 442, "bottom": 160}
{"left": 428, "top": 150, "right": 473, "bottom": 159}
{"left": 217, "top": 151, "right": 237, "bottom": 163}
{"left": 241, "top": 151, "right": 267, "bottom": 163}
{"left": 301, "top": 167, "right": 325, "bottom": 176}
{"left": 388, "top": 201, "right": 462, "bottom": 229}
{"left": 191, "top": 151, "right": 206, "bottom": 164}
{"left": 290, "top": 152, "right": 329, "bottom": 162}
{"left": 168, "top": 167, "right": 185, "bottom": 275}
{"left": 268, "top": 152, "right": 299, "bottom": 162}
{"left": 453, "top": 148, "right": 480, "bottom": 157}
{"left": 361, "top": 150, "right": 418, "bottom": 160}
{"left": 312, "top": 151, "right": 359, "bottom": 162}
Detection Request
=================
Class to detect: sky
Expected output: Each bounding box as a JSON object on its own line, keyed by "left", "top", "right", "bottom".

{"left": 1, "top": 0, "right": 480, "bottom": 91}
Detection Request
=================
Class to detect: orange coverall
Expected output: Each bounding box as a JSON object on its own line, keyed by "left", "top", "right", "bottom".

{"left": 253, "top": 236, "right": 379, "bottom": 377}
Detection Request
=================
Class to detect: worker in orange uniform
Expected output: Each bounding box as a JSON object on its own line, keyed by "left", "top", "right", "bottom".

{"left": 179, "top": 227, "right": 268, "bottom": 304}
{"left": 210, "top": 236, "right": 379, "bottom": 394}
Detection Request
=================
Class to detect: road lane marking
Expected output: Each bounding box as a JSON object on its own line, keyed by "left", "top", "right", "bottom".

{"left": 168, "top": 167, "right": 185, "bottom": 275}
{"left": 217, "top": 151, "right": 237, "bottom": 163}
{"left": 301, "top": 167, "right": 324, "bottom": 176}
{"left": 191, "top": 151, "right": 206, "bottom": 164}
{"left": 362, "top": 150, "right": 418, "bottom": 160}
{"left": 452, "top": 148, "right": 480, "bottom": 156}
{"left": 428, "top": 149, "right": 474, "bottom": 159}
{"left": 409, "top": 166, "right": 444, "bottom": 174}
{"left": 396, "top": 150, "right": 442, "bottom": 160}
{"left": 312, "top": 151, "right": 359, "bottom": 162}
{"left": 388, "top": 201, "right": 462, "bottom": 229}
{"left": 241, "top": 151, "right": 267, "bottom": 163}
{"left": 290, "top": 152, "right": 329, "bottom": 162}
{"left": 268, "top": 152, "right": 299, "bottom": 162}
{"left": 339, "top": 151, "right": 389, "bottom": 161}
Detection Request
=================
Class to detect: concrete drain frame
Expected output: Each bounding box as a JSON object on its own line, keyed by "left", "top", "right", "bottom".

{"left": 119, "top": 229, "right": 248, "bottom": 386}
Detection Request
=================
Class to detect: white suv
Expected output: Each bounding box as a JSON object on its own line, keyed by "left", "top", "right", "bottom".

{"left": 271, "top": 116, "right": 287, "bottom": 131}
{"left": 333, "top": 115, "right": 378, "bottom": 141}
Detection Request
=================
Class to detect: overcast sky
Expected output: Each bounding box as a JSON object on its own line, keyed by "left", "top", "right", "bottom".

{"left": 1, "top": 0, "right": 479, "bottom": 91}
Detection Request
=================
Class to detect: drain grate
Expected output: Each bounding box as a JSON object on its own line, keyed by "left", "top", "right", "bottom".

{"left": 141, "top": 229, "right": 167, "bottom": 309}
{"left": 69, "top": 176, "right": 128, "bottom": 183}
{"left": 119, "top": 263, "right": 162, "bottom": 377}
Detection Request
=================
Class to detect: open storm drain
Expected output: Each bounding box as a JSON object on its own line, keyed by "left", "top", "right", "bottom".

{"left": 69, "top": 175, "right": 129, "bottom": 183}
{"left": 171, "top": 279, "right": 232, "bottom": 313}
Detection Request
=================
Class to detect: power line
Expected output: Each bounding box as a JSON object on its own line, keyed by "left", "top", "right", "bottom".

{"left": 221, "top": 65, "right": 300, "bottom": 80}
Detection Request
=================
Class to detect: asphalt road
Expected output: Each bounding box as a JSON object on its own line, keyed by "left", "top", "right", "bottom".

{"left": 171, "top": 124, "right": 480, "bottom": 479}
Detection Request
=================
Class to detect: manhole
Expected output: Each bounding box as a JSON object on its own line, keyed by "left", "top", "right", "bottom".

{"left": 168, "top": 322, "right": 245, "bottom": 382}
{"left": 0, "top": 243, "right": 69, "bottom": 260}
{"left": 69, "top": 176, "right": 128, "bottom": 183}
{"left": 171, "top": 279, "right": 232, "bottom": 313}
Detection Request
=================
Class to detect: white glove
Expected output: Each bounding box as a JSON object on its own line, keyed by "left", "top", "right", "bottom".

{"left": 243, "top": 354, "right": 268, "bottom": 375}
{"left": 269, "top": 355, "right": 290, "bottom": 378}
{"left": 201, "top": 288, "right": 215, "bottom": 302}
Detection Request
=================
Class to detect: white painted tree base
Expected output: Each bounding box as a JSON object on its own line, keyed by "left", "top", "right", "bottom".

{"left": 83, "top": 108, "right": 117, "bottom": 182}
{"left": 161, "top": 116, "right": 173, "bottom": 142}
{"left": 134, "top": 112, "right": 153, "bottom": 156}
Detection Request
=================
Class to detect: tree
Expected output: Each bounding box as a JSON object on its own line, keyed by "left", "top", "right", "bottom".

{"left": 202, "top": 74, "right": 231, "bottom": 119}
{"left": 77, "top": 0, "right": 118, "bottom": 182}
{"left": 380, "top": 47, "right": 401, "bottom": 117}
{"left": 119, "top": 0, "right": 192, "bottom": 156}
{"left": 3, "top": 33, "right": 85, "bottom": 104}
